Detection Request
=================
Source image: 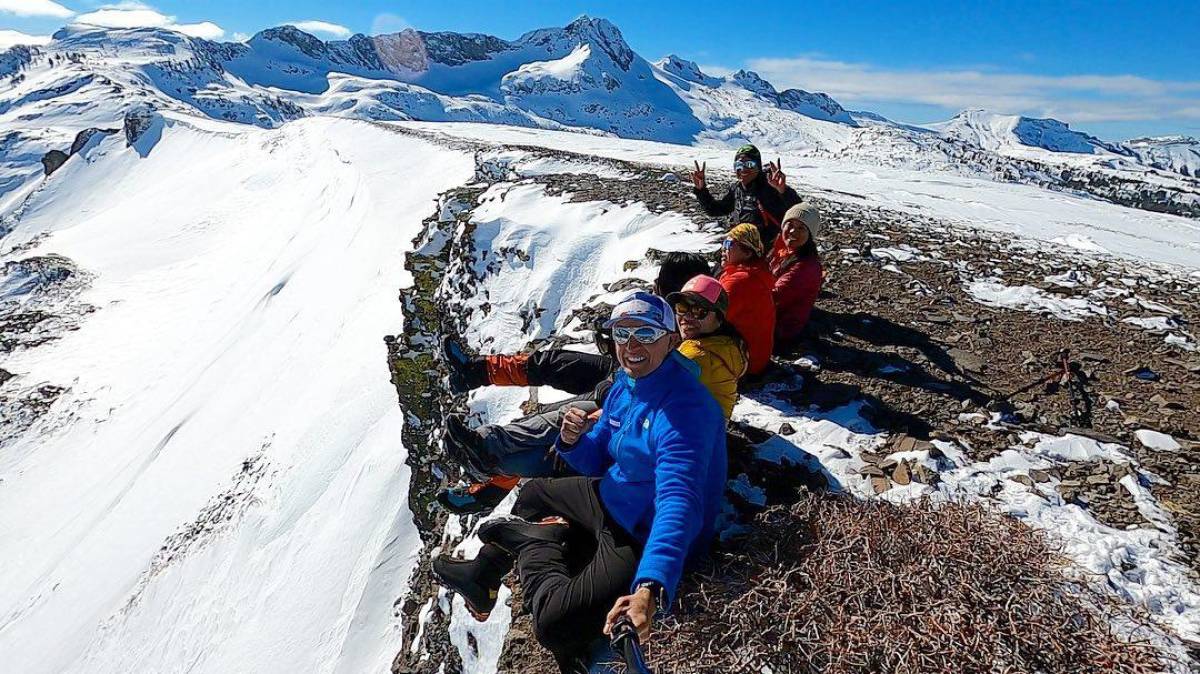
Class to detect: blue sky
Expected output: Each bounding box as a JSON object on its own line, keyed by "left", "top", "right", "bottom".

{"left": 3, "top": 0, "right": 1198, "bottom": 140}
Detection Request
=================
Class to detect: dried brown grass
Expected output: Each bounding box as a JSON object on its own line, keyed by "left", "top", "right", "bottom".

{"left": 639, "top": 494, "right": 1166, "bottom": 674}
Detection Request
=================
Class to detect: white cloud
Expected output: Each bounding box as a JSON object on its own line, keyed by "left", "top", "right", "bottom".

{"left": 370, "top": 13, "right": 409, "bottom": 36}
{"left": 288, "top": 20, "right": 351, "bottom": 39}
{"left": 72, "top": 2, "right": 225, "bottom": 40}
{"left": 231, "top": 31, "right": 250, "bottom": 42}
{"left": 0, "top": 0, "right": 73, "bottom": 19}
{"left": 744, "top": 56, "right": 1200, "bottom": 124}
{"left": 173, "top": 21, "right": 223, "bottom": 40}
{"left": 0, "top": 28, "right": 52, "bottom": 49}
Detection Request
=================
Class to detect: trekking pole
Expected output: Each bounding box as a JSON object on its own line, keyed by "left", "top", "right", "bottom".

{"left": 610, "top": 616, "right": 653, "bottom": 674}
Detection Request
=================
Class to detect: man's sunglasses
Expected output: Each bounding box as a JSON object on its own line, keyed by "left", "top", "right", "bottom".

{"left": 674, "top": 302, "right": 712, "bottom": 319}
{"left": 734, "top": 159, "right": 759, "bottom": 171}
{"left": 612, "top": 325, "right": 671, "bottom": 345}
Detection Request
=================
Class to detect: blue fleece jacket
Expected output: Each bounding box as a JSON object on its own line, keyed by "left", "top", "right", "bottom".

{"left": 558, "top": 351, "right": 727, "bottom": 607}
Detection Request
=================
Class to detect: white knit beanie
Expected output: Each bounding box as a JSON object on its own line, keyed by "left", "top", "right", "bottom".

{"left": 782, "top": 202, "right": 822, "bottom": 240}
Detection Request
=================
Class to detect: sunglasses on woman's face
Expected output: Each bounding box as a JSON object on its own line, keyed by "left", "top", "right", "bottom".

{"left": 612, "top": 325, "right": 671, "bottom": 345}
{"left": 734, "top": 159, "right": 759, "bottom": 171}
{"left": 674, "top": 302, "right": 712, "bottom": 320}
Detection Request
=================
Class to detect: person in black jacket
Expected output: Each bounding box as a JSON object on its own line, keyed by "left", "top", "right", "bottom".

{"left": 691, "top": 143, "right": 801, "bottom": 248}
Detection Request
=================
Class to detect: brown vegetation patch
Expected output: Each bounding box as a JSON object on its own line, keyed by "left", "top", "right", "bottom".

{"left": 640, "top": 495, "right": 1165, "bottom": 674}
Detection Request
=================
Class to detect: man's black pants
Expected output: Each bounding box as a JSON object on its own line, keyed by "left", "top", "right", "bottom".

{"left": 484, "top": 477, "right": 640, "bottom": 670}
{"left": 526, "top": 350, "right": 614, "bottom": 396}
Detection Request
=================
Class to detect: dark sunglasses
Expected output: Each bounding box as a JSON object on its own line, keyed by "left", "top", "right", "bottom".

{"left": 674, "top": 302, "right": 712, "bottom": 319}
{"left": 734, "top": 159, "right": 759, "bottom": 171}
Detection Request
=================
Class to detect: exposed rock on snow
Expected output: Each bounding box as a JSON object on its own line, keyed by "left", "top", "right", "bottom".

{"left": 40, "top": 149, "right": 67, "bottom": 176}
{"left": 123, "top": 105, "right": 161, "bottom": 152}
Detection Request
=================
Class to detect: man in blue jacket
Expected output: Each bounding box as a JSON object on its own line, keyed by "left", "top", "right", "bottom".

{"left": 433, "top": 292, "right": 728, "bottom": 672}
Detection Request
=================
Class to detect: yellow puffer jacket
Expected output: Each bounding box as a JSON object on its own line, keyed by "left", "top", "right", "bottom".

{"left": 677, "top": 334, "right": 748, "bottom": 420}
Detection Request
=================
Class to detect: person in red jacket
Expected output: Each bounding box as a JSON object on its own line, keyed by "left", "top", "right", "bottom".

{"left": 769, "top": 203, "right": 824, "bottom": 348}
{"left": 717, "top": 223, "right": 776, "bottom": 374}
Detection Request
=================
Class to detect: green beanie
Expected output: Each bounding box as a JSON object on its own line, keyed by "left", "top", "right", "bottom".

{"left": 735, "top": 144, "right": 761, "bottom": 164}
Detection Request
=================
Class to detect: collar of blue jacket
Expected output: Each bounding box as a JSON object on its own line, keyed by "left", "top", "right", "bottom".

{"left": 558, "top": 350, "right": 727, "bottom": 609}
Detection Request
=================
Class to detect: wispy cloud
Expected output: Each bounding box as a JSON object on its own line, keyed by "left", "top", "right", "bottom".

{"left": 288, "top": 20, "right": 352, "bottom": 39}
{"left": 0, "top": 0, "right": 73, "bottom": 19}
{"left": 73, "top": 2, "right": 225, "bottom": 40}
{"left": 745, "top": 56, "right": 1200, "bottom": 124}
{"left": 0, "top": 28, "right": 51, "bottom": 48}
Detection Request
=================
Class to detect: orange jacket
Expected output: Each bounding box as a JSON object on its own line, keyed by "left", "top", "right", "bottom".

{"left": 719, "top": 259, "right": 776, "bottom": 374}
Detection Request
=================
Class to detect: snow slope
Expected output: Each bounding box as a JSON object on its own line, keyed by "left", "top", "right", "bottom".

{"left": 402, "top": 121, "right": 1200, "bottom": 270}
{"left": 0, "top": 116, "right": 473, "bottom": 673}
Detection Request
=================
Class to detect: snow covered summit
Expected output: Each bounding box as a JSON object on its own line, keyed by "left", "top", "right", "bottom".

{"left": 1, "top": 16, "right": 1198, "bottom": 213}
{"left": 931, "top": 109, "right": 1113, "bottom": 155}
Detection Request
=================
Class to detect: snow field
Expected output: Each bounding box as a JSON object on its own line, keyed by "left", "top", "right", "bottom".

{"left": 0, "top": 116, "right": 474, "bottom": 673}
{"left": 403, "top": 122, "right": 1200, "bottom": 270}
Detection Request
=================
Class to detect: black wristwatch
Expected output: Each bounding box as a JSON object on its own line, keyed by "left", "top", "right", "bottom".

{"left": 635, "top": 581, "right": 667, "bottom": 614}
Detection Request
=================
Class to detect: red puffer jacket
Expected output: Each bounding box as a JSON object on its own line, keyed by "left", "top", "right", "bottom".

{"left": 719, "top": 259, "right": 776, "bottom": 374}
{"left": 768, "top": 238, "right": 823, "bottom": 344}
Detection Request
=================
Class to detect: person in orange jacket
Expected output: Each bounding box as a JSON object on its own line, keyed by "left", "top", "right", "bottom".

{"left": 717, "top": 223, "right": 776, "bottom": 374}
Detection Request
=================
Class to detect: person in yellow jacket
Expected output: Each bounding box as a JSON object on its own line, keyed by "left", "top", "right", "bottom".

{"left": 668, "top": 274, "right": 749, "bottom": 419}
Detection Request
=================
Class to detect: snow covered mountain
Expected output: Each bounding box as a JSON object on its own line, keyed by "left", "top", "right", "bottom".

{"left": 1, "top": 15, "right": 1198, "bottom": 217}
{"left": 931, "top": 109, "right": 1116, "bottom": 155}
{"left": 1124, "top": 136, "right": 1200, "bottom": 177}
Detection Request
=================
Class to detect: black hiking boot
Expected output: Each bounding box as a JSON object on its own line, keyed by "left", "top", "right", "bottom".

{"left": 432, "top": 546, "right": 511, "bottom": 621}
{"left": 436, "top": 479, "right": 514, "bottom": 516}
{"left": 478, "top": 515, "right": 569, "bottom": 555}
{"left": 443, "top": 415, "right": 495, "bottom": 480}
{"left": 442, "top": 336, "right": 487, "bottom": 394}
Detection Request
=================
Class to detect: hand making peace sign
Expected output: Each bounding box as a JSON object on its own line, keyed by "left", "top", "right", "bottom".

{"left": 766, "top": 157, "right": 787, "bottom": 194}
{"left": 690, "top": 160, "right": 707, "bottom": 190}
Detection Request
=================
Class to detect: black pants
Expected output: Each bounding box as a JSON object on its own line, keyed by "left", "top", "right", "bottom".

{"left": 527, "top": 350, "right": 615, "bottom": 397}
{"left": 485, "top": 477, "right": 640, "bottom": 670}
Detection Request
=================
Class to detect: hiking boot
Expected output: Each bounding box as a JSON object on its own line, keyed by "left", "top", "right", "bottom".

{"left": 478, "top": 515, "right": 569, "bottom": 555}
{"left": 443, "top": 415, "right": 495, "bottom": 480}
{"left": 432, "top": 546, "right": 510, "bottom": 621}
{"left": 436, "top": 479, "right": 514, "bottom": 516}
{"left": 443, "top": 336, "right": 486, "bottom": 393}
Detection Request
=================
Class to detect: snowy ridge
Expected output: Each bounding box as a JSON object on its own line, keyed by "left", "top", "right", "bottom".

{"left": 932, "top": 108, "right": 1114, "bottom": 155}
{"left": 1, "top": 16, "right": 1197, "bottom": 216}
{"left": 0, "top": 116, "right": 474, "bottom": 673}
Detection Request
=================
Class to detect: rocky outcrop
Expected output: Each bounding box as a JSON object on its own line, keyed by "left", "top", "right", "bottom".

{"left": 123, "top": 105, "right": 164, "bottom": 156}
{"left": 69, "top": 127, "right": 117, "bottom": 155}
{"left": 124, "top": 106, "right": 155, "bottom": 146}
{"left": 40, "top": 150, "right": 68, "bottom": 176}
{"left": 419, "top": 30, "right": 512, "bottom": 67}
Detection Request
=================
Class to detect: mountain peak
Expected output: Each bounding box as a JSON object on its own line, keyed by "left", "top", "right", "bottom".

{"left": 655, "top": 54, "right": 718, "bottom": 85}
{"left": 938, "top": 109, "right": 1104, "bottom": 154}
{"left": 732, "top": 69, "right": 777, "bottom": 96}
{"left": 250, "top": 25, "right": 328, "bottom": 59}
{"left": 519, "top": 15, "right": 634, "bottom": 70}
